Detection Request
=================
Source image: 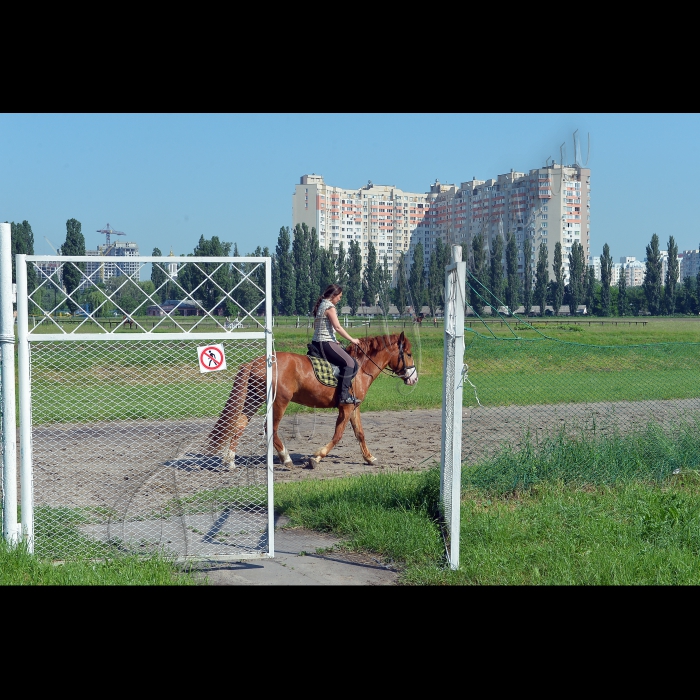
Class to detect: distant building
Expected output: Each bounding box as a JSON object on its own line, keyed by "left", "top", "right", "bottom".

{"left": 293, "top": 162, "right": 590, "bottom": 288}
{"left": 82, "top": 240, "right": 140, "bottom": 289}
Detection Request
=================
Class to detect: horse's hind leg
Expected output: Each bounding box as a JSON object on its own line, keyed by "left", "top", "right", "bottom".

{"left": 349, "top": 408, "right": 377, "bottom": 465}
{"left": 224, "top": 364, "right": 267, "bottom": 464}
{"left": 205, "top": 362, "right": 251, "bottom": 460}
{"left": 308, "top": 406, "right": 352, "bottom": 469}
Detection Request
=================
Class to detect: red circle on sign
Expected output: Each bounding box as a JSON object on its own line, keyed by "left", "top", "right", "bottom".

{"left": 199, "top": 346, "right": 224, "bottom": 370}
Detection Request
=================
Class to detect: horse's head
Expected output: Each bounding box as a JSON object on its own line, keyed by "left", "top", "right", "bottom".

{"left": 390, "top": 331, "right": 418, "bottom": 385}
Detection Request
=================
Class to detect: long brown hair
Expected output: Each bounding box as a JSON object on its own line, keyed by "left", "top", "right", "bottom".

{"left": 313, "top": 283, "right": 343, "bottom": 317}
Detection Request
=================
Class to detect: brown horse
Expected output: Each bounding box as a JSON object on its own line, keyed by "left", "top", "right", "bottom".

{"left": 205, "top": 332, "right": 418, "bottom": 469}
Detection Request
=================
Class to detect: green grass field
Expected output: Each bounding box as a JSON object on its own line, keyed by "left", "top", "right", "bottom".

{"left": 19, "top": 316, "right": 700, "bottom": 422}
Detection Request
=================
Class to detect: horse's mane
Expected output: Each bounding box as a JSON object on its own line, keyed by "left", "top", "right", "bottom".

{"left": 347, "top": 334, "right": 400, "bottom": 359}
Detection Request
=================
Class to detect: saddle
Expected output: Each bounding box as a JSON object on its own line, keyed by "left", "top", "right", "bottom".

{"left": 306, "top": 343, "right": 340, "bottom": 387}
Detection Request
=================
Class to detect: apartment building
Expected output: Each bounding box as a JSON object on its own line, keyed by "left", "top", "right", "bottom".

{"left": 293, "top": 174, "right": 429, "bottom": 277}
{"left": 83, "top": 240, "right": 140, "bottom": 288}
{"left": 680, "top": 249, "right": 700, "bottom": 280}
{"left": 293, "top": 162, "right": 590, "bottom": 286}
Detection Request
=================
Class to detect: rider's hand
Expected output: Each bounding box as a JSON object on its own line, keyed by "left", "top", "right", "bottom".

{"left": 350, "top": 337, "right": 360, "bottom": 345}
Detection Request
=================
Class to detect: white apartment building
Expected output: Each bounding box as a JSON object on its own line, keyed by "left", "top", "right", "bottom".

{"left": 293, "top": 174, "right": 423, "bottom": 277}
{"left": 293, "top": 162, "right": 590, "bottom": 286}
{"left": 680, "top": 249, "right": 700, "bottom": 280}
{"left": 83, "top": 240, "right": 140, "bottom": 288}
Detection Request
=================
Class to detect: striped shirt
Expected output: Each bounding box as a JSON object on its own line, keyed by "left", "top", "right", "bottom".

{"left": 313, "top": 298, "right": 337, "bottom": 342}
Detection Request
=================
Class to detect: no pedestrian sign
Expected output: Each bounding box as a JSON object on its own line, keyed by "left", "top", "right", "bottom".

{"left": 198, "top": 344, "right": 227, "bottom": 373}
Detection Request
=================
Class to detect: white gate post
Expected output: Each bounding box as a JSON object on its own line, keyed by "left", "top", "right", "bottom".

{"left": 440, "top": 244, "right": 466, "bottom": 570}
{"left": 0, "top": 222, "right": 20, "bottom": 545}
{"left": 16, "top": 255, "right": 33, "bottom": 550}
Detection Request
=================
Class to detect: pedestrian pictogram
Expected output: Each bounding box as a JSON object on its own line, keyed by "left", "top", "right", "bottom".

{"left": 197, "top": 344, "right": 227, "bottom": 373}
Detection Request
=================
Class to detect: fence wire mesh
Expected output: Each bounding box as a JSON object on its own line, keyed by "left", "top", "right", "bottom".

{"left": 19, "top": 255, "right": 273, "bottom": 562}
{"left": 459, "top": 332, "right": 700, "bottom": 493}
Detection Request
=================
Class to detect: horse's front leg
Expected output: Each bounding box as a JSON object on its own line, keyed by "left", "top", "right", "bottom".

{"left": 272, "top": 398, "right": 294, "bottom": 469}
{"left": 308, "top": 406, "right": 353, "bottom": 469}
{"left": 349, "top": 408, "right": 377, "bottom": 465}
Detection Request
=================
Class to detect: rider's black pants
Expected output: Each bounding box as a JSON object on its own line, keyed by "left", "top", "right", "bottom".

{"left": 312, "top": 341, "right": 358, "bottom": 396}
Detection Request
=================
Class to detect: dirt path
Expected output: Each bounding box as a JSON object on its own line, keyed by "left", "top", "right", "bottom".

{"left": 271, "top": 398, "right": 700, "bottom": 483}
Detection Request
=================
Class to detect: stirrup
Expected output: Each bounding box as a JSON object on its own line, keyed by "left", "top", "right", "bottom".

{"left": 339, "top": 395, "right": 361, "bottom": 405}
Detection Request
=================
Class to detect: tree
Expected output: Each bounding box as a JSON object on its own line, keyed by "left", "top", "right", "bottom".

{"left": 600, "top": 243, "right": 613, "bottom": 317}
{"left": 10, "top": 220, "right": 37, "bottom": 298}
{"left": 534, "top": 241, "right": 549, "bottom": 315}
{"left": 505, "top": 231, "right": 520, "bottom": 313}
{"left": 618, "top": 269, "right": 627, "bottom": 316}
{"left": 292, "top": 223, "right": 312, "bottom": 314}
{"left": 393, "top": 251, "right": 408, "bottom": 315}
{"left": 408, "top": 242, "right": 425, "bottom": 314}
{"left": 552, "top": 241, "right": 564, "bottom": 316}
{"left": 275, "top": 226, "right": 295, "bottom": 316}
{"left": 346, "top": 240, "right": 363, "bottom": 314}
{"left": 523, "top": 236, "right": 533, "bottom": 315}
{"left": 469, "top": 232, "right": 488, "bottom": 316}
{"left": 585, "top": 266, "right": 596, "bottom": 315}
{"left": 308, "top": 226, "right": 321, "bottom": 313}
{"left": 319, "top": 247, "right": 336, "bottom": 291}
{"left": 377, "top": 253, "right": 392, "bottom": 316}
{"left": 150, "top": 247, "right": 167, "bottom": 302}
{"left": 568, "top": 240, "right": 586, "bottom": 316}
{"left": 427, "top": 238, "right": 447, "bottom": 316}
{"left": 489, "top": 233, "right": 505, "bottom": 310}
{"left": 363, "top": 241, "right": 379, "bottom": 308}
{"left": 178, "top": 235, "right": 234, "bottom": 314}
{"left": 643, "top": 233, "right": 662, "bottom": 315}
{"left": 665, "top": 235, "right": 679, "bottom": 315}
{"left": 61, "top": 218, "right": 86, "bottom": 313}
{"left": 244, "top": 245, "right": 270, "bottom": 317}
{"left": 336, "top": 242, "right": 348, "bottom": 290}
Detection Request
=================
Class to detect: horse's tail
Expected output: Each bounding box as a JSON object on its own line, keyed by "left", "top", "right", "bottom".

{"left": 205, "top": 360, "right": 252, "bottom": 453}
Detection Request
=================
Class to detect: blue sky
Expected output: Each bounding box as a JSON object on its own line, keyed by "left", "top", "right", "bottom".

{"left": 2, "top": 113, "right": 698, "bottom": 272}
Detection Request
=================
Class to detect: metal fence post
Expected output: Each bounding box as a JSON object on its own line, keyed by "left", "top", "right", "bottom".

{"left": 15, "top": 255, "right": 33, "bottom": 550}
{"left": 0, "top": 222, "right": 20, "bottom": 545}
{"left": 440, "top": 244, "right": 465, "bottom": 570}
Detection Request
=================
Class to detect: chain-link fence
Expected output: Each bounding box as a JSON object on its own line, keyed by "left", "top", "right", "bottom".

{"left": 16, "top": 254, "right": 273, "bottom": 562}
{"left": 458, "top": 329, "right": 700, "bottom": 492}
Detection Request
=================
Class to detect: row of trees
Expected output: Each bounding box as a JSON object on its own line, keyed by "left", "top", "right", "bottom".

{"left": 7, "top": 219, "right": 697, "bottom": 319}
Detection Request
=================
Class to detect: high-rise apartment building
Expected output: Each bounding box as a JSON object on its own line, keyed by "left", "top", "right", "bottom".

{"left": 680, "top": 249, "right": 700, "bottom": 280}
{"left": 83, "top": 240, "right": 140, "bottom": 288}
{"left": 293, "top": 162, "right": 590, "bottom": 287}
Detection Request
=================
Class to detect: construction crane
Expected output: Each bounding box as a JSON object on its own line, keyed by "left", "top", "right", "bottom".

{"left": 44, "top": 236, "right": 60, "bottom": 255}
{"left": 97, "top": 223, "right": 125, "bottom": 247}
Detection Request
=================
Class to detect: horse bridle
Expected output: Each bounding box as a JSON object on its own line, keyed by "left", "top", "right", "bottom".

{"left": 355, "top": 338, "right": 416, "bottom": 381}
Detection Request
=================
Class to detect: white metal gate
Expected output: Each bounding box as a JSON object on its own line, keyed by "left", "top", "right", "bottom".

{"left": 15, "top": 253, "right": 274, "bottom": 562}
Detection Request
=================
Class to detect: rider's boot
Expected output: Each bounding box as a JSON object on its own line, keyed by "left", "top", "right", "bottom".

{"left": 338, "top": 372, "right": 361, "bottom": 406}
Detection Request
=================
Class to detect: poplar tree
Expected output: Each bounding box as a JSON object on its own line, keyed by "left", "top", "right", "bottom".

{"left": 151, "top": 247, "right": 167, "bottom": 302}
{"left": 346, "top": 240, "right": 363, "bottom": 314}
{"left": 292, "top": 223, "right": 311, "bottom": 315}
{"left": 553, "top": 241, "right": 564, "bottom": 316}
{"left": 643, "top": 233, "right": 662, "bottom": 315}
{"left": 534, "top": 241, "right": 549, "bottom": 315}
{"left": 363, "top": 241, "right": 379, "bottom": 307}
{"left": 600, "top": 243, "right": 613, "bottom": 317}
{"left": 522, "top": 236, "right": 533, "bottom": 315}
{"left": 505, "top": 231, "right": 520, "bottom": 313}
{"left": 409, "top": 242, "right": 425, "bottom": 314}
{"left": 665, "top": 235, "right": 679, "bottom": 315}
{"left": 469, "top": 232, "right": 488, "bottom": 316}
{"left": 489, "top": 233, "right": 505, "bottom": 309}
{"left": 61, "top": 218, "right": 86, "bottom": 313}
{"left": 275, "top": 226, "right": 295, "bottom": 316}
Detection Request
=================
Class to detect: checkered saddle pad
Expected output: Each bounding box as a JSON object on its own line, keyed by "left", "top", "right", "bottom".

{"left": 307, "top": 355, "right": 339, "bottom": 387}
